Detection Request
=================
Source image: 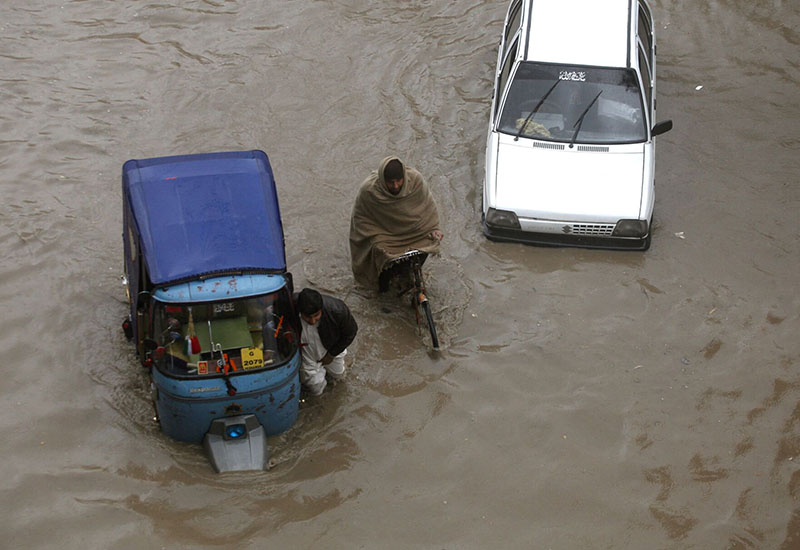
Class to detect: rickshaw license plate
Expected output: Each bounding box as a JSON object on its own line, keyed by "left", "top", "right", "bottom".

{"left": 241, "top": 347, "right": 264, "bottom": 370}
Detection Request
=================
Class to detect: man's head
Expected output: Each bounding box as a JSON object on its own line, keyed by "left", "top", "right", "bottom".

{"left": 297, "top": 288, "right": 323, "bottom": 325}
{"left": 383, "top": 158, "right": 404, "bottom": 195}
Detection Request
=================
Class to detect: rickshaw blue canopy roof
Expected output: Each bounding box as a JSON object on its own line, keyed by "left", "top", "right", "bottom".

{"left": 123, "top": 150, "right": 286, "bottom": 285}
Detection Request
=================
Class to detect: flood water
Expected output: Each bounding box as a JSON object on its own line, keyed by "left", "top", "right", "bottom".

{"left": 1, "top": 1, "right": 798, "bottom": 548}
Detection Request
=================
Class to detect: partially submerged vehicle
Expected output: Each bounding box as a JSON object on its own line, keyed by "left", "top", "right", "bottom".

{"left": 121, "top": 150, "right": 299, "bottom": 472}
{"left": 483, "top": 0, "right": 673, "bottom": 250}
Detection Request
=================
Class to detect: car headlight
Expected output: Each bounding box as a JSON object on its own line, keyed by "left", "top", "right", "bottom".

{"left": 613, "top": 219, "right": 648, "bottom": 237}
{"left": 485, "top": 208, "right": 521, "bottom": 229}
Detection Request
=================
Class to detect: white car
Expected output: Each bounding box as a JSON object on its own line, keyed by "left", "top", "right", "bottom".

{"left": 483, "top": 0, "right": 672, "bottom": 250}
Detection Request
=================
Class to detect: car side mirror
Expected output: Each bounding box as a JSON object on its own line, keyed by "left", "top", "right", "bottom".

{"left": 652, "top": 119, "right": 673, "bottom": 137}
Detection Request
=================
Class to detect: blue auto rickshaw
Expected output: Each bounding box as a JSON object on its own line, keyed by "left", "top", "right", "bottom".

{"left": 121, "top": 150, "right": 300, "bottom": 472}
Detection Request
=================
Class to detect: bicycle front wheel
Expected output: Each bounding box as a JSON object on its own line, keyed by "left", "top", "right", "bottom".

{"left": 421, "top": 299, "right": 439, "bottom": 349}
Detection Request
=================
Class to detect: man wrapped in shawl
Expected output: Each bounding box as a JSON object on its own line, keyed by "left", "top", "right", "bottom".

{"left": 349, "top": 156, "right": 443, "bottom": 290}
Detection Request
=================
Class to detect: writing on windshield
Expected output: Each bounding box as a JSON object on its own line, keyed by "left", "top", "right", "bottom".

{"left": 559, "top": 70, "right": 586, "bottom": 82}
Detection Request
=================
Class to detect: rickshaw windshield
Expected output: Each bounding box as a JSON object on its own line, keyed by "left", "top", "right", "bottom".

{"left": 151, "top": 289, "right": 297, "bottom": 377}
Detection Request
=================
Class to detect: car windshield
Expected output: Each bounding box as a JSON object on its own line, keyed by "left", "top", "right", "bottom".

{"left": 151, "top": 289, "right": 297, "bottom": 377}
{"left": 498, "top": 63, "right": 647, "bottom": 144}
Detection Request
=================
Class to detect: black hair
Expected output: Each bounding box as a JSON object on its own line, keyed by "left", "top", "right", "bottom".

{"left": 297, "top": 288, "right": 323, "bottom": 315}
{"left": 383, "top": 159, "right": 404, "bottom": 182}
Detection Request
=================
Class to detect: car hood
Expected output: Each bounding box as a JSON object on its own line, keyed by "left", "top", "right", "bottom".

{"left": 494, "top": 140, "right": 646, "bottom": 221}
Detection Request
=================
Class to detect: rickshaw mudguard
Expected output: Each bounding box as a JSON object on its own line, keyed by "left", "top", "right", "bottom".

{"left": 203, "top": 415, "right": 270, "bottom": 473}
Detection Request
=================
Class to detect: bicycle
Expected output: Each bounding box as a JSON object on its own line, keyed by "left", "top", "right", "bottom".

{"left": 380, "top": 249, "right": 439, "bottom": 349}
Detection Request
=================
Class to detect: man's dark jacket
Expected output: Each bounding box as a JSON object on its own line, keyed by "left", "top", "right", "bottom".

{"left": 294, "top": 293, "right": 358, "bottom": 357}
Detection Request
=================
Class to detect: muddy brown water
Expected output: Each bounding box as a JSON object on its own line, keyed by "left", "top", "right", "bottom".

{"left": 1, "top": 1, "right": 798, "bottom": 548}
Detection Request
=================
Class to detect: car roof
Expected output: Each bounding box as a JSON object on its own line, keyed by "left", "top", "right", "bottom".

{"left": 523, "top": 0, "right": 633, "bottom": 68}
{"left": 122, "top": 150, "right": 287, "bottom": 285}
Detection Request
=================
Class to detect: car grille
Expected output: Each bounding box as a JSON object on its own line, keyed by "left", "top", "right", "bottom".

{"left": 567, "top": 223, "right": 615, "bottom": 236}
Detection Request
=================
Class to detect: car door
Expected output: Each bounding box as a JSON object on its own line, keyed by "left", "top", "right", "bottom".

{"left": 486, "top": 0, "right": 524, "bottom": 214}
{"left": 491, "top": 0, "right": 523, "bottom": 127}
{"left": 636, "top": 0, "right": 656, "bottom": 128}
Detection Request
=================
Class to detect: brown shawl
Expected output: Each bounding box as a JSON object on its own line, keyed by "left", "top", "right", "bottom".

{"left": 349, "top": 156, "right": 441, "bottom": 287}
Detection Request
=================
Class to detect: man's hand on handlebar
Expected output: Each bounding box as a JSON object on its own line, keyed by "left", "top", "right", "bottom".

{"left": 430, "top": 230, "right": 443, "bottom": 241}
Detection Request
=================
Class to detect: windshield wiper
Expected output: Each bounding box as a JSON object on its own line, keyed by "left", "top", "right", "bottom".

{"left": 569, "top": 91, "right": 602, "bottom": 148}
{"left": 514, "top": 79, "right": 561, "bottom": 141}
